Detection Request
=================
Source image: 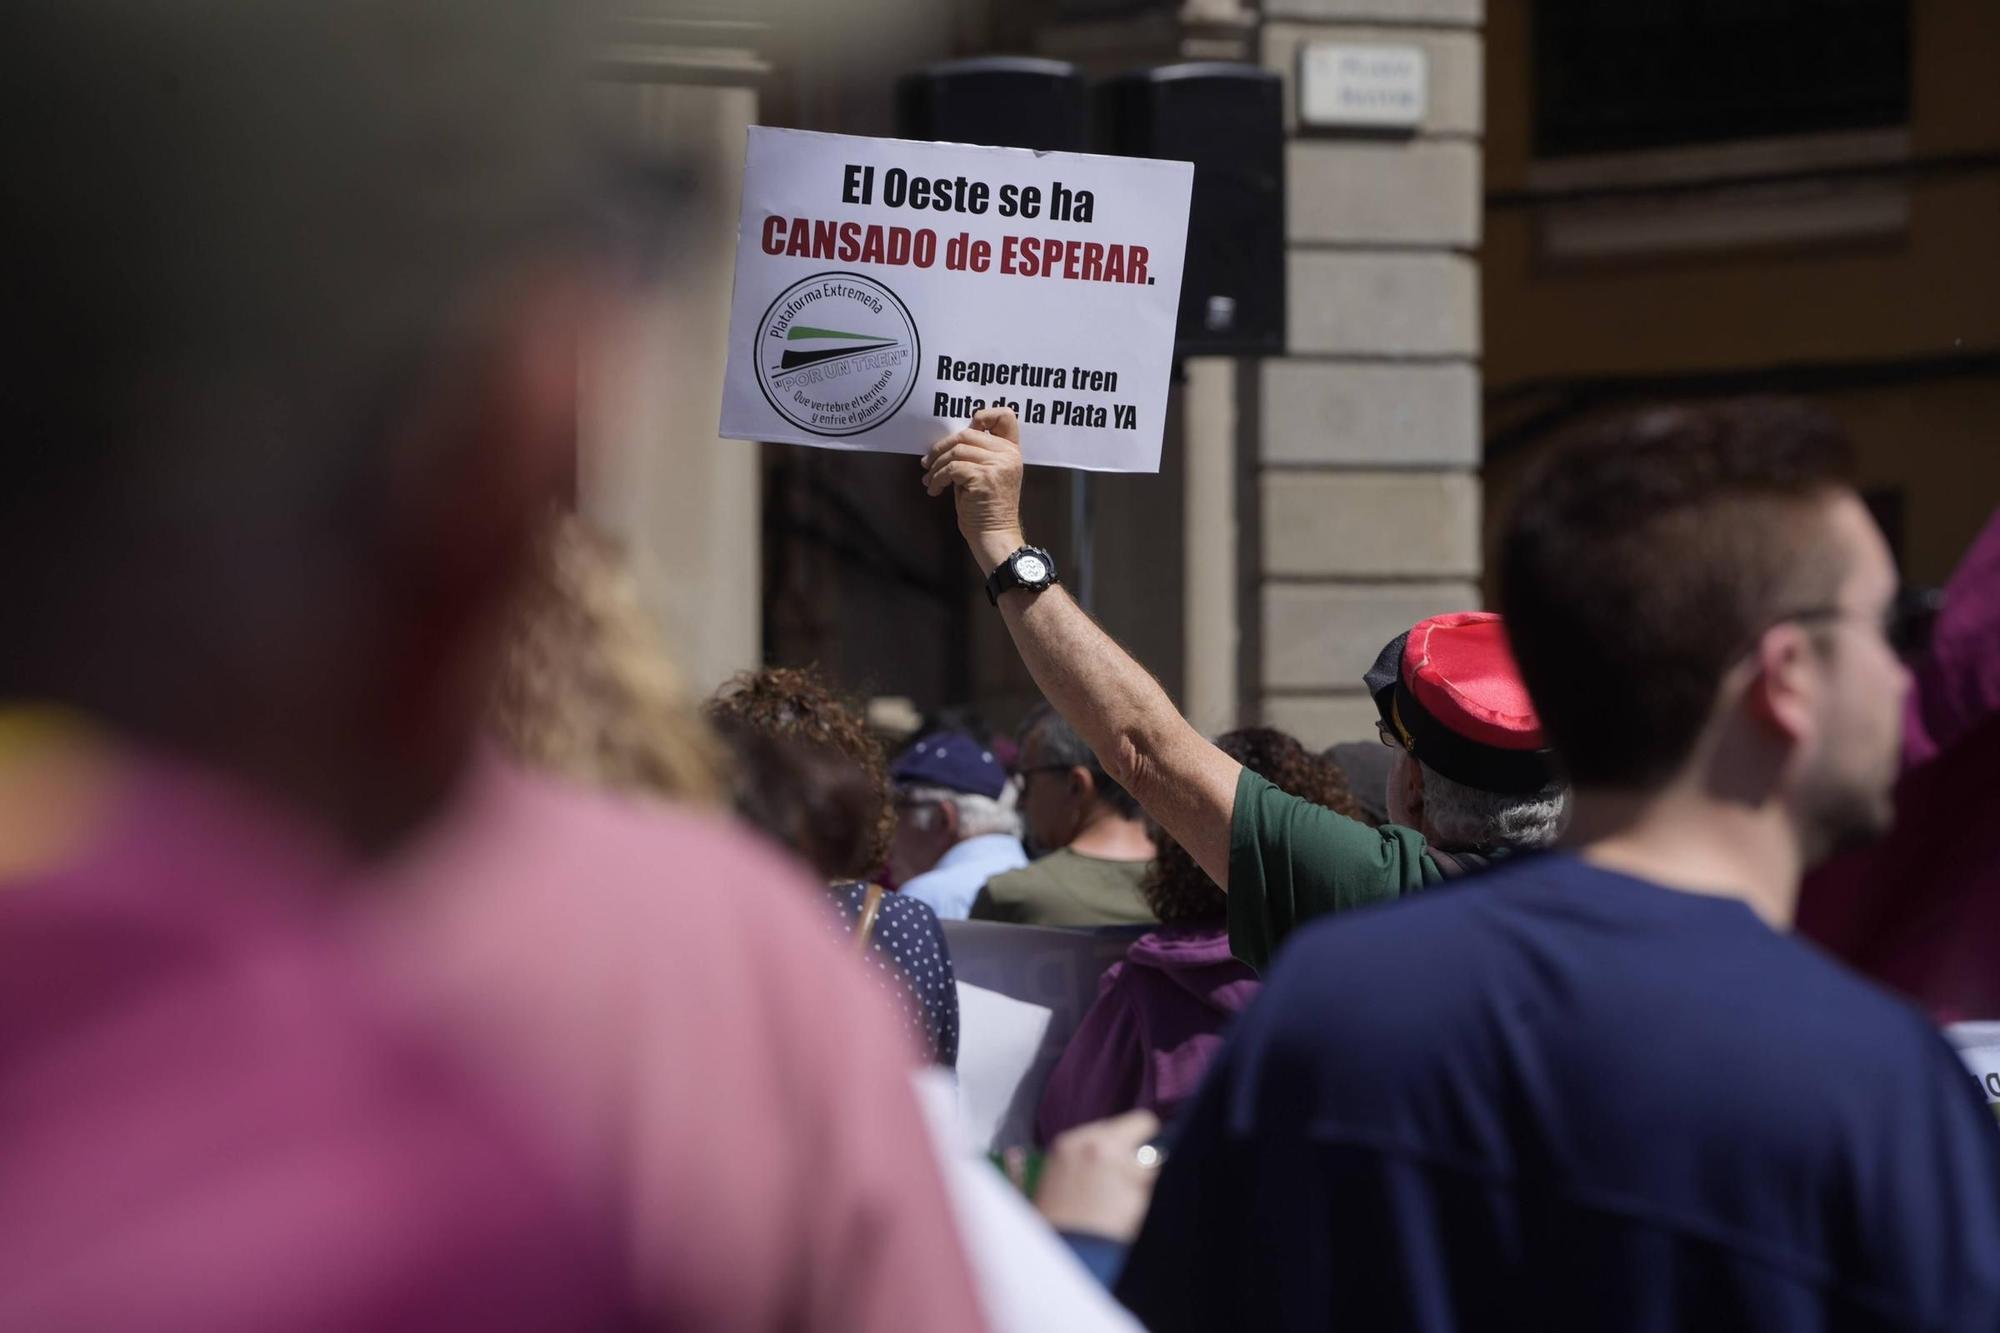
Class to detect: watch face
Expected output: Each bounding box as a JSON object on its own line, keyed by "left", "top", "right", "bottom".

{"left": 1014, "top": 554, "right": 1048, "bottom": 585}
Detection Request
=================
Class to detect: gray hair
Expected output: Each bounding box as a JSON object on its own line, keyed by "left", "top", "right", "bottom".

{"left": 900, "top": 783, "right": 1022, "bottom": 841}
{"left": 1019, "top": 705, "right": 1140, "bottom": 818}
{"left": 1420, "top": 762, "right": 1567, "bottom": 853}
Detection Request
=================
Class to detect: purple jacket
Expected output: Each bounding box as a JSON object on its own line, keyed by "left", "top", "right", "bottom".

{"left": 1036, "top": 924, "right": 1260, "bottom": 1144}
{"left": 1903, "top": 507, "right": 2000, "bottom": 767}
{"left": 1798, "top": 507, "right": 2000, "bottom": 1019}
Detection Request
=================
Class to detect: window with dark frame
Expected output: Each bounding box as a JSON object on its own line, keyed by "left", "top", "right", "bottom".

{"left": 1532, "top": 0, "right": 1911, "bottom": 159}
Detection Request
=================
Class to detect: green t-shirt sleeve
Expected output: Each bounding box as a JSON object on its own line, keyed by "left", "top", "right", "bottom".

{"left": 1226, "top": 767, "right": 1438, "bottom": 973}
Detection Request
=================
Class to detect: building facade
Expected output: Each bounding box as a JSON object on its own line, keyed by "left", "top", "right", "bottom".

{"left": 586, "top": 0, "right": 1994, "bottom": 747}
{"left": 1484, "top": 0, "right": 1999, "bottom": 590}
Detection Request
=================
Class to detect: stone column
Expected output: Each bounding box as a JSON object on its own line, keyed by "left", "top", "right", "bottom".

{"left": 1181, "top": 356, "right": 1240, "bottom": 737}
{"left": 579, "top": 30, "right": 770, "bottom": 693}
{"left": 1254, "top": 0, "right": 1485, "bottom": 747}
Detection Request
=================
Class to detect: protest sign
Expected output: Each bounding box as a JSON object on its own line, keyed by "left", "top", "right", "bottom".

{"left": 1947, "top": 1023, "right": 2000, "bottom": 1118}
{"left": 720, "top": 126, "right": 1193, "bottom": 473}
{"left": 943, "top": 920, "right": 1145, "bottom": 1148}
{"left": 953, "top": 982, "right": 1054, "bottom": 1152}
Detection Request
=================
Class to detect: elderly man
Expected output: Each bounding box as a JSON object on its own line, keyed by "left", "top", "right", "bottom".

{"left": 929, "top": 422, "right": 1563, "bottom": 964}
{"left": 1222, "top": 609, "right": 1566, "bottom": 967}
{"left": 888, "top": 730, "right": 1028, "bottom": 919}
{"left": 971, "top": 708, "right": 1160, "bottom": 927}
{"left": 925, "top": 402, "right": 2000, "bottom": 1329}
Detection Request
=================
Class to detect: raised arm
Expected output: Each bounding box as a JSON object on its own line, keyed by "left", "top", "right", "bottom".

{"left": 922, "top": 407, "right": 1241, "bottom": 890}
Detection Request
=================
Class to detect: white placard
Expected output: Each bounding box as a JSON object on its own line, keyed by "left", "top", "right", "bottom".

{"left": 942, "top": 920, "right": 1145, "bottom": 1147}
{"left": 952, "top": 982, "right": 1054, "bottom": 1153}
{"left": 1947, "top": 1022, "right": 2000, "bottom": 1111}
{"left": 1300, "top": 43, "right": 1428, "bottom": 130}
{"left": 720, "top": 127, "right": 1192, "bottom": 473}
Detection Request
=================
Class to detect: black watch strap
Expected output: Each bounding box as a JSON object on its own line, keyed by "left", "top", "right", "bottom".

{"left": 985, "top": 546, "right": 1059, "bottom": 607}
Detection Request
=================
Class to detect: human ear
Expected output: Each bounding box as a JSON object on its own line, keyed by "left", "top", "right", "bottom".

{"left": 1745, "top": 624, "right": 1818, "bottom": 746}
{"left": 1069, "top": 766, "right": 1094, "bottom": 802}
{"left": 1401, "top": 753, "right": 1426, "bottom": 828}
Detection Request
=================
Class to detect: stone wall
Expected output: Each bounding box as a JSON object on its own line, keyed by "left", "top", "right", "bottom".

{"left": 1253, "top": 0, "right": 1485, "bottom": 747}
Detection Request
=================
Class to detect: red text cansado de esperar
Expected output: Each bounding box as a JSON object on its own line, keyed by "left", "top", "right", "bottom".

{"left": 760, "top": 215, "right": 1151, "bottom": 286}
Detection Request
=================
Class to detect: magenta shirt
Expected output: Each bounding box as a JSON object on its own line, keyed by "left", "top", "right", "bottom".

{"left": 0, "top": 754, "right": 631, "bottom": 1332}
{"left": 1, "top": 747, "right": 986, "bottom": 1332}
{"left": 362, "top": 757, "right": 987, "bottom": 1332}
{"left": 1798, "top": 509, "right": 2000, "bottom": 1020}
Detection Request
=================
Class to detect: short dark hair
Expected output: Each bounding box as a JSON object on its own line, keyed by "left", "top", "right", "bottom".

{"left": 1498, "top": 399, "right": 1855, "bottom": 790}
{"left": 1019, "top": 705, "right": 1141, "bottom": 819}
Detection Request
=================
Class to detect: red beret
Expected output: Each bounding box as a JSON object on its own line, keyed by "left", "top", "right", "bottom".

{"left": 1366, "top": 612, "right": 1556, "bottom": 794}
{"left": 1402, "top": 613, "right": 1544, "bottom": 751}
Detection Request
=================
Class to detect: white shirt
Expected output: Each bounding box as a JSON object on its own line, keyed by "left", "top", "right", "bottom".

{"left": 899, "top": 833, "right": 1029, "bottom": 920}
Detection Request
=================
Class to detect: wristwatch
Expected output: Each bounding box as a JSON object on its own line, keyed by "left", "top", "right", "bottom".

{"left": 985, "top": 545, "right": 1060, "bottom": 607}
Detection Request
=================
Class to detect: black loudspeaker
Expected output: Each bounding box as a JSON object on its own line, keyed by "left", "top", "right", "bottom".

{"left": 1098, "top": 63, "right": 1285, "bottom": 355}
{"left": 895, "top": 56, "right": 1088, "bottom": 153}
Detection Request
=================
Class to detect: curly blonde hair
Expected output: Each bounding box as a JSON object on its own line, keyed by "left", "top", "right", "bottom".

{"left": 705, "top": 665, "right": 897, "bottom": 881}
{"left": 1143, "top": 727, "right": 1364, "bottom": 925}
{"left": 488, "top": 515, "right": 725, "bottom": 805}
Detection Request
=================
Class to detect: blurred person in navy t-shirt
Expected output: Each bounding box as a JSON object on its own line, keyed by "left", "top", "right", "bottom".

{"left": 1117, "top": 401, "right": 2000, "bottom": 1331}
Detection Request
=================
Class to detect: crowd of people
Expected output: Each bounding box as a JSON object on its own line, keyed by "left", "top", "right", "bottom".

{"left": 6, "top": 3, "right": 2000, "bottom": 1330}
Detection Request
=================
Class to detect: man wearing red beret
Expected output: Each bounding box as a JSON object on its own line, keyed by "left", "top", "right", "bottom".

{"left": 923, "top": 407, "right": 1565, "bottom": 974}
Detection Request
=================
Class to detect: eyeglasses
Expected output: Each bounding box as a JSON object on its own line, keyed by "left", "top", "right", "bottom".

{"left": 1735, "top": 599, "right": 1929, "bottom": 668}
{"left": 1764, "top": 603, "right": 1902, "bottom": 646}
{"left": 1782, "top": 604, "right": 1884, "bottom": 630}
{"left": 1015, "top": 762, "right": 1077, "bottom": 786}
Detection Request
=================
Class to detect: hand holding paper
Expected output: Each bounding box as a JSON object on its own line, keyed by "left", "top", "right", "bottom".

{"left": 922, "top": 407, "right": 1028, "bottom": 573}
{"left": 1033, "top": 1109, "right": 1164, "bottom": 1243}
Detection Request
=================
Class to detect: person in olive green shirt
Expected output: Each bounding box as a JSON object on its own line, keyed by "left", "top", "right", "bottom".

{"left": 974, "top": 847, "right": 1155, "bottom": 926}
{"left": 972, "top": 705, "right": 1158, "bottom": 926}
{"left": 922, "top": 408, "right": 1568, "bottom": 971}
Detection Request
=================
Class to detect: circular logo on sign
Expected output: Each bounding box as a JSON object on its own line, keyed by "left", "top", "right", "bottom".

{"left": 754, "top": 272, "right": 920, "bottom": 437}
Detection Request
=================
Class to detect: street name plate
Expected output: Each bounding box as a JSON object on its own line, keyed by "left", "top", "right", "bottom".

{"left": 1300, "top": 43, "right": 1427, "bottom": 130}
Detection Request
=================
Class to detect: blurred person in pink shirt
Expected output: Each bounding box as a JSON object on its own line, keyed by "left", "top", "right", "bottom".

{"left": 482, "top": 536, "right": 1152, "bottom": 1332}
{"left": 0, "top": 729, "right": 640, "bottom": 1333}
{"left": 363, "top": 755, "right": 986, "bottom": 1331}
{"left": 0, "top": 2, "right": 984, "bottom": 1330}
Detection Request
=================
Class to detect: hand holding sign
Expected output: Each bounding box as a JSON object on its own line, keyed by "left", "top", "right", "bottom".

{"left": 922, "top": 407, "right": 1027, "bottom": 574}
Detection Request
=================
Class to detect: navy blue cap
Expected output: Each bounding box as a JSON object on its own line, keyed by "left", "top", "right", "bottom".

{"left": 891, "top": 730, "right": 1007, "bottom": 800}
